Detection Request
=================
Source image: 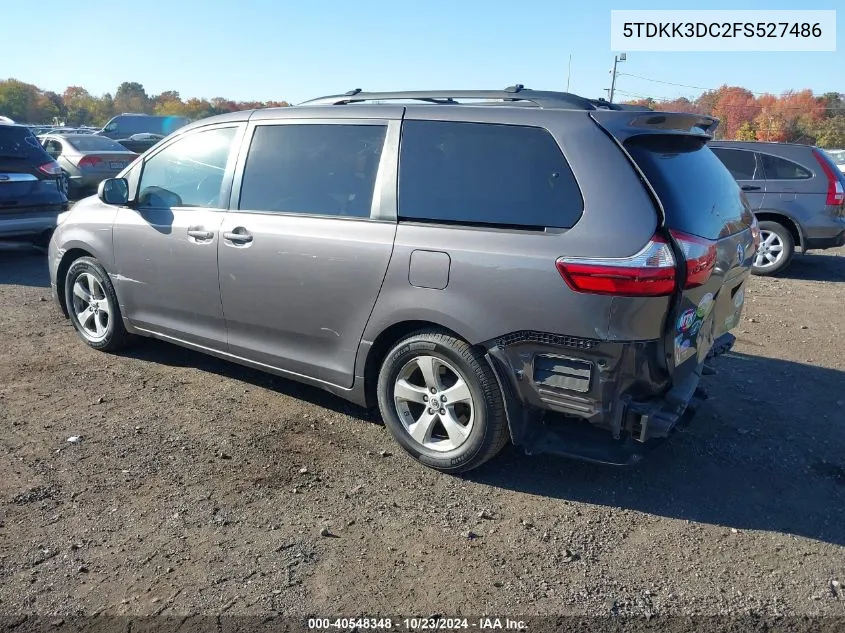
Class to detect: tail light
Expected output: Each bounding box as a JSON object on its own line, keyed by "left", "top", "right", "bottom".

{"left": 78, "top": 155, "right": 103, "bottom": 168}
{"left": 556, "top": 234, "right": 677, "bottom": 297}
{"left": 669, "top": 229, "right": 717, "bottom": 288}
{"left": 813, "top": 149, "right": 845, "bottom": 206}
{"left": 556, "top": 230, "right": 718, "bottom": 296}
{"left": 37, "top": 161, "right": 62, "bottom": 176}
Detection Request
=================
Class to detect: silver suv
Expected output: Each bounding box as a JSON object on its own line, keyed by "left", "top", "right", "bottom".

{"left": 48, "top": 87, "right": 758, "bottom": 472}
{"left": 710, "top": 141, "right": 845, "bottom": 275}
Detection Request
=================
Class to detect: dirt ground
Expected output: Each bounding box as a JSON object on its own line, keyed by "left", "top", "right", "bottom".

{"left": 1, "top": 243, "right": 844, "bottom": 623}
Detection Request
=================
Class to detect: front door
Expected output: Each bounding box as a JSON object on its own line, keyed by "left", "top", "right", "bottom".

{"left": 218, "top": 119, "right": 398, "bottom": 387}
{"left": 113, "top": 124, "right": 243, "bottom": 349}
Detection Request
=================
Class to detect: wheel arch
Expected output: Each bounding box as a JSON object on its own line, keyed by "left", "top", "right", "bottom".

{"left": 754, "top": 211, "right": 803, "bottom": 250}
{"left": 361, "top": 320, "right": 466, "bottom": 409}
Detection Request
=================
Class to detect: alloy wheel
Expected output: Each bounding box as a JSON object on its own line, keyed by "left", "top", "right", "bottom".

{"left": 70, "top": 273, "right": 112, "bottom": 342}
{"left": 754, "top": 230, "right": 784, "bottom": 269}
{"left": 392, "top": 355, "right": 475, "bottom": 452}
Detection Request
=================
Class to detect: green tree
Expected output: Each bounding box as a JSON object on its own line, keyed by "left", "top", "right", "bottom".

{"left": 63, "top": 86, "right": 97, "bottom": 125}
{"left": 0, "top": 79, "right": 38, "bottom": 121}
{"left": 814, "top": 115, "right": 845, "bottom": 148}
{"left": 114, "top": 82, "right": 151, "bottom": 114}
{"left": 735, "top": 121, "right": 756, "bottom": 140}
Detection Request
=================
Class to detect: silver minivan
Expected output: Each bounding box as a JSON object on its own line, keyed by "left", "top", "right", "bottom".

{"left": 48, "top": 87, "right": 757, "bottom": 472}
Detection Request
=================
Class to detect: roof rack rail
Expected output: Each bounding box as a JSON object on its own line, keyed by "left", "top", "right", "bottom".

{"left": 299, "top": 86, "right": 646, "bottom": 111}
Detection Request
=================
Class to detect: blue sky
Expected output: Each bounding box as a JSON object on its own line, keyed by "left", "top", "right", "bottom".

{"left": 2, "top": 0, "right": 842, "bottom": 104}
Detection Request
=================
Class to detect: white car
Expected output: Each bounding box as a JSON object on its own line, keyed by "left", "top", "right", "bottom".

{"left": 826, "top": 149, "right": 845, "bottom": 174}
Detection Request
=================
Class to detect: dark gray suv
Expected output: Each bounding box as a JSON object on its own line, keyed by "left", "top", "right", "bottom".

{"left": 48, "top": 87, "right": 757, "bottom": 472}
{"left": 710, "top": 141, "right": 845, "bottom": 275}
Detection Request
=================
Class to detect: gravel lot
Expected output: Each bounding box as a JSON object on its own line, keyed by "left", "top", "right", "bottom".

{"left": 1, "top": 243, "right": 844, "bottom": 622}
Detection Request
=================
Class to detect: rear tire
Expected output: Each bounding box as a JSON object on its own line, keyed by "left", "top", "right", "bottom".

{"left": 64, "top": 256, "right": 132, "bottom": 352}
{"left": 376, "top": 329, "right": 510, "bottom": 473}
{"left": 752, "top": 221, "right": 794, "bottom": 276}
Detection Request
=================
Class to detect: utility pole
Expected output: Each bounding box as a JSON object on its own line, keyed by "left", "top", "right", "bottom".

{"left": 566, "top": 54, "right": 572, "bottom": 92}
{"left": 608, "top": 53, "right": 626, "bottom": 103}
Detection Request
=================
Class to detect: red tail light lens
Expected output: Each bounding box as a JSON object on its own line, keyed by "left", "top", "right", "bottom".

{"left": 813, "top": 149, "right": 845, "bottom": 206}
{"left": 669, "top": 230, "right": 717, "bottom": 288}
{"left": 78, "top": 155, "right": 103, "bottom": 169}
{"left": 37, "top": 161, "right": 62, "bottom": 176}
{"left": 556, "top": 234, "right": 677, "bottom": 297}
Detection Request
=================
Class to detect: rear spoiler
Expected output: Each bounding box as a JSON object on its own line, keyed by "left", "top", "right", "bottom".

{"left": 590, "top": 110, "right": 720, "bottom": 141}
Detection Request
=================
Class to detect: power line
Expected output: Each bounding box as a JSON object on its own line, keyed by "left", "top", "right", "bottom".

{"left": 617, "top": 72, "right": 774, "bottom": 96}
{"left": 616, "top": 72, "right": 842, "bottom": 99}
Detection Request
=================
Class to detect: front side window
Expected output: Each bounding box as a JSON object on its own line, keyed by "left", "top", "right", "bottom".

{"left": 760, "top": 153, "right": 812, "bottom": 180}
{"left": 398, "top": 120, "right": 583, "bottom": 229}
{"left": 239, "top": 123, "right": 387, "bottom": 218}
{"left": 138, "top": 126, "right": 237, "bottom": 209}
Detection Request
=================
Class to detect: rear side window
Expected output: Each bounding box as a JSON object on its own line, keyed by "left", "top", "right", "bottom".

{"left": 0, "top": 126, "right": 52, "bottom": 162}
{"left": 239, "top": 124, "right": 387, "bottom": 218}
{"left": 398, "top": 121, "right": 583, "bottom": 229}
{"left": 760, "top": 153, "right": 812, "bottom": 180}
{"left": 711, "top": 148, "right": 758, "bottom": 180}
{"left": 625, "top": 136, "right": 752, "bottom": 240}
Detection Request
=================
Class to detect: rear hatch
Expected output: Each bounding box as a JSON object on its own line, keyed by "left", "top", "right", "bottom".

{"left": 591, "top": 111, "right": 755, "bottom": 383}
{"left": 0, "top": 125, "right": 63, "bottom": 210}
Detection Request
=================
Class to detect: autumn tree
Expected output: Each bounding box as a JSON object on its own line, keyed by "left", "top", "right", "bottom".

{"left": 711, "top": 87, "right": 759, "bottom": 140}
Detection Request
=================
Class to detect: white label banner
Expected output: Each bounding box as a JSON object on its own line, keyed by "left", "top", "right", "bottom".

{"left": 610, "top": 10, "right": 836, "bottom": 51}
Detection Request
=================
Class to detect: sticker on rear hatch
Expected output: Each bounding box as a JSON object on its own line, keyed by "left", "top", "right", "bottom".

{"left": 677, "top": 308, "right": 696, "bottom": 332}
{"left": 695, "top": 293, "right": 715, "bottom": 319}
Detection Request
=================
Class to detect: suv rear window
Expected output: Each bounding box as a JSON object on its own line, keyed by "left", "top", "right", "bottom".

{"left": 0, "top": 126, "right": 52, "bottom": 161}
{"left": 625, "top": 136, "right": 752, "bottom": 240}
{"left": 398, "top": 121, "right": 583, "bottom": 229}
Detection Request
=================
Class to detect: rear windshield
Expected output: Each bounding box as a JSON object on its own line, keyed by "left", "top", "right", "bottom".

{"left": 66, "top": 136, "right": 128, "bottom": 152}
{"left": 0, "top": 126, "right": 52, "bottom": 161}
{"left": 625, "top": 136, "right": 753, "bottom": 240}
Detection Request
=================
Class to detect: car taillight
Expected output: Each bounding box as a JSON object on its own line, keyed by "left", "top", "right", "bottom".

{"left": 37, "top": 161, "right": 62, "bottom": 176}
{"left": 668, "top": 229, "right": 717, "bottom": 288}
{"left": 556, "top": 234, "right": 677, "bottom": 297}
{"left": 78, "top": 155, "right": 103, "bottom": 168}
{"left": 813, "top": 149, "right": 845, "bottom": 206}
{"left": 750, "top": 216, "right": 761, "bottom": 251}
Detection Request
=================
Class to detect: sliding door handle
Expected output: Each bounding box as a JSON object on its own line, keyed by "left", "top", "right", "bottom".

{"left": 223, "top": 228, "right": 253, "bottom": 244}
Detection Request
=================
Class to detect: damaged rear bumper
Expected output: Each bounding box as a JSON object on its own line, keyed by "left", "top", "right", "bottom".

{"left": 485, "top": 331, "right": 736, "bottom": 465}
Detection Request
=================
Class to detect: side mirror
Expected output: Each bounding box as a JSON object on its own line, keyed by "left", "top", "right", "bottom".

{"left": 97, "top": 177, "right": 129, "bottom": 205}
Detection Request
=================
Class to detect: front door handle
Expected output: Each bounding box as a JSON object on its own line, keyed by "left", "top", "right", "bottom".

{"left": 223, "top": 228, "right": 253, "bottom": 244}
{"left": 741, "top": 185, "right": 761, "bottom": 191}
{"left": 187, "top": 227, "right": 214, "bottom": 240}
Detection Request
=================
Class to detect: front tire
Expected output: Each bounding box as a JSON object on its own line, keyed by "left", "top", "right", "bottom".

{"left": 376, "top": 330, "right": 509, "bottom": 473}
{"left": 64, "top": 256, "right": 131, "bottom": 352}
{"left": 752, "top": 221, "right": 794, "bottom": 276}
